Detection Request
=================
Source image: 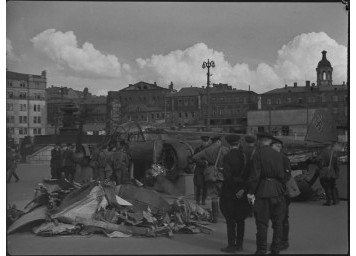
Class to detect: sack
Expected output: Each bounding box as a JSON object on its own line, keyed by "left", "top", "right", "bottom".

{"left": 285, "top": 175, "right": 300, "bottom": 198}
{"left": 204, "top": 166, "right": 224, "bottom": 182}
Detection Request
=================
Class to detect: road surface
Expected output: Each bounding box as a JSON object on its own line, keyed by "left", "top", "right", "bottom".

{"left": 7, "top": 164, "right": 349, "bottom": 255}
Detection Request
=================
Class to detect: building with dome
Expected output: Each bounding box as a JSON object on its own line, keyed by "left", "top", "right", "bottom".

{"left": 248, "top": 51, "right": 348, "bottom": 141}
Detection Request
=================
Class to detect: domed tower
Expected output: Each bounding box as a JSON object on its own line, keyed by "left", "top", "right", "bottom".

{"left": 316, "top": 50, "right": 333, "bottom": 86}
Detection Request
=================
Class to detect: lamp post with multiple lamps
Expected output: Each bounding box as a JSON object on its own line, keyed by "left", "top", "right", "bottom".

{"left": 202, "top": 59, "right": 215, "bottom": 130}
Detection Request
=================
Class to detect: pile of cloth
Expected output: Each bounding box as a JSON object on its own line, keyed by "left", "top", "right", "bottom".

{"left": 7, "top": 179, "right": 213, "bottom": 238}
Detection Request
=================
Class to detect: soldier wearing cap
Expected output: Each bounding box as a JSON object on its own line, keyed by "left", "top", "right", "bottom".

{"left": 220, "top": 135, "right": 250, "bottom": 253}
{"left": 50, "top": 142, "right": 62, "bottom": 179}
{"left": 247, "top": 132, "right": 288, "bottom": 254}
{"left": 270, "top": 137, "right": 291, "bottom": 251}
{"left": 111, "top": 139, "right": 131, "bottom": 185}
{"left": 62, "top": 143, "right": 76, "bottom": 181}
{"left": 193, "top": 136, "right": 211, "bottom": 205}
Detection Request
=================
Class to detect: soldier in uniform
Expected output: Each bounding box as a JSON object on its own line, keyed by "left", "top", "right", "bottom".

{"left": 244, "top": 135, "right": 257, "bottom": 217}
{"left": 270, "top": 138, "right": 291, "bottom": 251}
{"left": 7, "top": 147, "right": 20, "bottom": 183}
{"left": 50, "top": 143, "right": 62, "bottom": 179}
{"left": 90, "top": 144, "right": 108, "bottom": 181}
{"left": 220, "top": 135, "right": 250, "bottom": 253}
{"left": 62, "top": 143, "right": 76, "bottom": 181}
{"left": 192, "top": 136, "right": 229, "bottom": 197}
{"left": 111, "top": 140, "right": 131, "bottom": 185}
{"left": 247, "top": 132, "right": 288, "bottom": 254}
{"left": 317, "top": 142, "right": 340, "bottom": 206}
{"left": 193, "top": 136, "right": 211, "bottom": 205}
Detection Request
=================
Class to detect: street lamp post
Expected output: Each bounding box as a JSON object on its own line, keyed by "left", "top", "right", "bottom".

{"left": 202, "top": 59, "right": 215, "bottom": 130}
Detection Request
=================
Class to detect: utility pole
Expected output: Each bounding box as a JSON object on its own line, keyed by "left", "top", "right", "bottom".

{"left": 202, "top": 59, "right": 215, "bottom": 130}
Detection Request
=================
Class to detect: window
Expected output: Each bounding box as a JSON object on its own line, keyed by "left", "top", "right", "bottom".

{"left": 151, "top": 114, "right": 154, "bottom": 119}
{"left": 298, "top": 98, "right": 303, "bottom": 104}
{"left": 8, "top": 91, "right": 14, "bottom": 99}
{"left": 19, "top": 128, "right": 27, "bottom": 135}
{"left": 236, "top": 97, "right": 240, "bottom": 102}
{"left": 20, "top": 82, "right": 26, "bottom": 88}
{"left": 161, "top": 113, "right": 164, "bottom": 118}
{"left": 282, "top": 126, "right": 289, "bottom": 136}
{"left": 344, "top": 95, "right": 348, "bottom": 102}
{"left": 258, "top": 126, "right": 265, "bottom": 133}
{"left": 184, "top": 99, "right": 188, "bottom": 106}
{"left": 20, "top": 116, "right": 28, "bottom": 124}
{"left": 178, "top": 100, "right": 182, "bottom": 106}
{"left": 20, "top": 104, "right": 27, "bottom": 111}
{"left": 19, "top": 92, "right": 27, "bottom": 99}
{"left": 267, "top": 99, "right": 271, "bottom": 105}
{"left": 220, "top": 97, "right": 225, "bottom": 102}
{"left": 332, "top": 95, "right": 338, "bottom": 102}
{"left": 9, "top": 128, "right": 14, "bottom": 134}
{"left": 8, "top": 81, "right": 13, "bottom": 87}
{"left": 157, "top": 113, "right": 159, "bottom": 118}
{"left": 321, "top": 94, "right": 326, "bottom": 102}
{"left": 276, "top": 98, "right": 281, "bottom": 105}
{"left": 191, "top": 112, "right": 195, "bottom": 118}
{"left": 6, "top": 103, "right": 13, "bottom": 111}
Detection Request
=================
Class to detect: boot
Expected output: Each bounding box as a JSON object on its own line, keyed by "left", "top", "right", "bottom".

{"left": 323, "top": 189, "right": 332, "bottom": 206}
{"left": 255, "top": 234, "right": 267, "bottom": 254}
{"left": 332, "top": 187, "right": 340, "bottom": 205}
{"left": 221, "top": 245, "right": 237, "bottom": 253}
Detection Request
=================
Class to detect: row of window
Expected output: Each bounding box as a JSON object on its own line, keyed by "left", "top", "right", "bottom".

{"left": 120, "top": 95, "right": 163, "bottom": 103}
{"left": 266, "top": 95, "right": 347, "bottom": 105}
{"left": 211, "top": 96, "right": 249, "bottom": 104}
{"left": 178, "top": 112, "right": 196, "bottom": 118}
{"left": 7, "top": 127, "right": 42, "bottom": 135}
{"left": 7, "top": 92, "right": 43, "bottom": 99}
{"left": 7, "top": 116, "right": 42, "bottom": 124}
{"left": 7, "top": 81, "right": 42, "bottom": 88}
{"left": 177, "top": 98, "right": 196, "bottom": 106}
{"left": 7, "top": 103, "right": 41, "bottom": 112}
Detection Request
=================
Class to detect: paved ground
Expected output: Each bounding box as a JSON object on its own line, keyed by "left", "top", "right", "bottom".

{"left": 7, "top": 164, "right": 349, "bottom": 255}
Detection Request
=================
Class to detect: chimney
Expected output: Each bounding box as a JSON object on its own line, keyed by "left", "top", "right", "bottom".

{"left": 306, "top": 81, "right": 310, "bottom": 87}
{"left": 169, "top": 81, "right": 174, "bottom": 90}
{"left": 284, "top": 84, "right": 288, "bottom": 89}
{"left": 41, "top": 70, "right": 47, "bottom": 77}
{"left": 293, "top": 82, "right": 297, "bottom": 88}
{"left": 342, "top": 81, "right": 345, "bottom": 86}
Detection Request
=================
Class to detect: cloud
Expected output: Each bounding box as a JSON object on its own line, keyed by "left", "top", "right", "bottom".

{"left": 134, "top": 32, "right": 347, "bottom": 92}
{"left": 31, "top": 29, "right": 130, "bottom": 79}
{"left": 6, "top": 38, "right": 19, "bottom": 62}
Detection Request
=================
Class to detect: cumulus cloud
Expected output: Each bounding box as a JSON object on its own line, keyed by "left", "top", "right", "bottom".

{"left": 6, "top": 38, "right": 18, "bottom": 62}
{"left": 31, "top": 29, "right": 129, "bottom": 79}
{"left": 135, "top": 32, "right": 347, "bottom": 92}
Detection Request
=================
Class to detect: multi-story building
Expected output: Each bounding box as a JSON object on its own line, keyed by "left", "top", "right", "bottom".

{"left": 107, "top": 81, "right": 175, "bottom": 133}
{"left": 165, "top": 86, "right": 205, "bottom": 127}
{"left": 250, "top": 50, "right": 348, "bottom": 140}
{"left": 80, "top": 96, "right": 107, "bottom": 135}
{"left": 6, "top": 70, "right": 47, "bottom": 143}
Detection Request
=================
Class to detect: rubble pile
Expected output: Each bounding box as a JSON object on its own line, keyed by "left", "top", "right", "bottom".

{"left": 7, "top": 179, "right": 213, "bottom": 238}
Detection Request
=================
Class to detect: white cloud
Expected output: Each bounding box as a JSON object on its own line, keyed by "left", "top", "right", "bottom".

{"left": 6, "top": 38, "right": 18, "bottom": 62}
{"left": 134, "top": 32, "right": 347, "bottom": 92}
{"left": 31, "top": 29, "right": 130, "bottom": 79}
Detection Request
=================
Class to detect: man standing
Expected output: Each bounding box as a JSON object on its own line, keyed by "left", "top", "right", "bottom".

{"left": 317, "top": 142, "right": 340, "bottom": 206}
{"left": 193, "top": 136, "right": 210, "bottom": 205}
{"left": 192, "top": 136, "right": 229, "bottom": 222}
{"left": 62, "top": 143, "right": 75, "bottom": 181}
{"left": 50, "top": 143, "right": 62, "bottom": 179}
{"left": 247, "top": 133, "right": 287, "bottom": 254}
{"left": 111, "top": 140, "right": 131, "bottom": 185}
{"left": 270, "top": 138, "right": 291, "bottom": 251}
{"left": 90, "top": 144, "right": 108, "bottom": 181}
{"left": 244, "top": 135, "right": 257, "bottom": 217}
{"left": 7, "top": 147, "right": 20, "bottom": 183}
{"left": 220, "top": 135, "right": 250, "bottom": 253}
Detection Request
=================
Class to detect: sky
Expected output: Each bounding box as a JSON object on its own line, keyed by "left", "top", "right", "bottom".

{"left": 6, "top": 1, "right": 348, "bottom": 95}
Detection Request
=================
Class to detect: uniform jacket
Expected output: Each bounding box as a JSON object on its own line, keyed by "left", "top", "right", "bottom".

{"left": 51, "top": 148, "right": 62, "bottom": 168}
{"left": 62, "top": 149, "right": 75, "bottom": 167}
{"left": 248, "top": 145, "right": 287, "bottom": 198}
{"left": 192, "top": 143, "right": 229, "bottom": 168}
{"left": 90, "top": 149, "right": 107, "bottom": 169}
{"left": 221, "top": 147, "right": 248, "bottom": 199}
{"left": 317, "top": 147, "right": 339, "bottom": 179}
{"left": 111, "top": 149, "right": 130, "bottom": 172}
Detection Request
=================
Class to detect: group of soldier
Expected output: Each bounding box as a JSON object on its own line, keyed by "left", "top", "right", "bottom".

{"left": 50, "top": 140, "right": 131, "bottom": 185}
{"left": 191, "top": 132, "right": 340, "bottom": 254}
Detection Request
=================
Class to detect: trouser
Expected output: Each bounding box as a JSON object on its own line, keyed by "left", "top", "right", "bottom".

{"left": 51, "top": 166, "right": 61, "bottom": 179}
{"left": 64, "top": 166, "right": 75, "bottom": 181}
{"left": 282, "top": 196, "right": 291, "bottom": 245}
{"left": 254, "top": 196, "right": 286, "bottom": 253}
{"left": 113, "top": 169, "right": 130, "bottom": 185}
{"left": 7, "top": 167, "right": 19, "bottom": 182}
{"left": 220, "top": 196, "right": 249, "bottom": 247}
{"left": 195, "top": 183, "right": 207, "bottom": 203}
{"left": 320, "top": 178, "right": 339, "bottom": 204}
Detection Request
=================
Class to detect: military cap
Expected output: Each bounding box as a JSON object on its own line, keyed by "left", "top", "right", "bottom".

{"left": 245, "top": 135, "right": 256, "bottom": 143}
{"left": 200, "top": 135, "right": 210, "bottom": 142}
{"left": 271, "top": 137, "right": 283, "bottom": 146}
{"left": 211, "top": 136, "right": 222, "bottom": 143}
{"left": 225, "top": 135, "right": 241, "bottom": 145}
{"left": 256, "top": 132, "right": 275, "bottom": 141}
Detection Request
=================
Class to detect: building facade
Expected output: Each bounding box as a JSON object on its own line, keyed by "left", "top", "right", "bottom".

{"left": 252, "top": 50, "right": 348, "bottom": 140}
{"left": 107, "top": 81, "right": 175, "bottom": 133}
{"left": 6, "top": 70, "right": 47, "bottom": 143}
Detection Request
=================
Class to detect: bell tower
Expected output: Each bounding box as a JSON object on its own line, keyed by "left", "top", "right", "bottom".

{"left": 316, "top": 50, "right": 333, "bottom": 86}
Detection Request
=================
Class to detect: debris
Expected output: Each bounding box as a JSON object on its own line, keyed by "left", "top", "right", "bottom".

{"left": 33, "top": 222, "right": 80, "bottom": 236}
{"left": 7, "top": 206, "right": 48, "bottom": 235}
{"left": 104, "top": 230, "right": 132, "bottom": 238}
